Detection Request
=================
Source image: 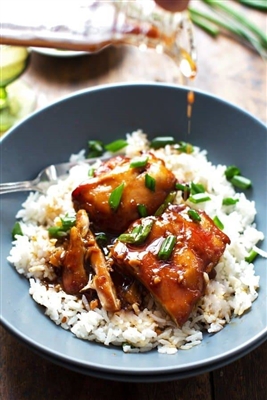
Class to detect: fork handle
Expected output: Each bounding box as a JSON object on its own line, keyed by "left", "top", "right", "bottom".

{"left": 0, "top": 180, "right": 34, "bottom": 194}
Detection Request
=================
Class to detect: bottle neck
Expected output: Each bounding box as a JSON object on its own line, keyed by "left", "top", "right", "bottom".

{"left": 114, "top": 2, "right": 197, "bottom": 79}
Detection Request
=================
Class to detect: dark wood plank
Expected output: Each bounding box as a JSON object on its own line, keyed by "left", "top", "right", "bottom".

{"left": 212, "top": 340, "right": 267, "bottom": 400}
{"left": 0, "top": 325, "right": 212, "bottom": 400}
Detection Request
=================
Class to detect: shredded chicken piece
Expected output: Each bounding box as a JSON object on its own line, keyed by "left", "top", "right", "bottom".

{"left": 49, "top": 210, "right": 120, "bottom": 312}
{"left": 61, "top": 225, "right": 88, "bottom": 294}
{"left": 84, "top": 228, "right": 121, "bottom": 312}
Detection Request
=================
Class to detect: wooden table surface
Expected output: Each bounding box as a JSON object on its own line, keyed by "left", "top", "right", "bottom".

{"left": 1, "top": 3, "right": 266, "bottom": 400}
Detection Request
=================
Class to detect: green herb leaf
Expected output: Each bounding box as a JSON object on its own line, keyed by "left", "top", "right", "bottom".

{"left": 145, "top": 174, "right": 156, "bottom": 192}
{"left": 213, "top": 216, "right": 224, "bottom": 230}
{"left": 12, "top": 221, "right": 23, "bottom": 239}
{"left": 109, "top": 183, "right": 124, "bottom": 212}
{"left": 150, "top": 136, "right": 176, "bottom": 149}
{"left": 158, "top": 235, "right": 177, "bottom": 260}
{"left": 188, "top": 209, "right": 201, "bottom": 222}
{"left": 118, "top": 219, "right": 154, "bottom": 244}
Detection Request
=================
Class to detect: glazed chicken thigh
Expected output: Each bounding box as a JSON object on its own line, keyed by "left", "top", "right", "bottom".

{"left": 72, "top": 154, "right": 176, "bottom": 233}
{"left": 111, "top": 204, "right": 230, "bottom": 326}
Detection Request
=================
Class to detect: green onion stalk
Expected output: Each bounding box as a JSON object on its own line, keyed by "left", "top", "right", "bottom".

{"left": 189, "top": 0, "right": 267, "bottom": 58}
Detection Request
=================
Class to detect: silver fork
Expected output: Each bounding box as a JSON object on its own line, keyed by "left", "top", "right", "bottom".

{"left": 0, "top": 157, "right": 105, "bottom": 195}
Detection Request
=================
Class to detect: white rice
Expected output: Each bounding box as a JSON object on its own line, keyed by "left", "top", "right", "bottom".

{"left": 8, "top": 130, "right": 265, "bottom": 354}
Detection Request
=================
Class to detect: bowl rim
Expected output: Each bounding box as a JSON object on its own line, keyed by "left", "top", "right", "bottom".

{"left": 1, "top": 81, "right": 266, "bottom": 143}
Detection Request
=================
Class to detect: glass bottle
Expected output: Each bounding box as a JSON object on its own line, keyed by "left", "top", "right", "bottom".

{"left": 0, "top": 0, "right": 197, "bottom": 79}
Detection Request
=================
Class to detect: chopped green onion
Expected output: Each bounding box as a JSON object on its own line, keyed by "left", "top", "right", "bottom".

{"left": 109, "top": 183, "right": 124, "bottom": 212}
{"left": 87, "top": 140, "right": 105, "bottom": 158}
{"left": 188, "top": 209, "right": 201, "bottom": 222}
{"left": 175, "top": 183, "right": 187, "bottom": 191}
{"left": 137, "top": 204, "right": 148, "bottom": 217}
{"left": 158, "top": 235, "right": 177, "bottom": 260}
{"left": 145, "top": 174, "right": 156, "bottom": 192}
{"left": 48, "top": 226, "right": 66, "bottom": 238}
{"left": 130, "top": 156, "right": 148, "bottom": 168}
{"left": 225, "top": 165, "right": 252, "bottom": 190}
{"left": 155, "top": 191, "right": 176, "bottom": 216}
{"left": 88, "top": 167, "right": 95, "bottom": 177}
{"left": 48, "top": 213, "right": 76, "bottom": 238}
{"left": 190, "top": 182, "right": 206, "bottom": 195}
{"left": 122, "top": 342, "right": 135, "bottom": 350}
{"left": 230, "top": 175, "right": 252, "bottom": 190}
{"left": 131, "top": 225, "right": 143, "bottom": 235}
{"left": 12, "top": 221, "right": 23, "bottom": 239}
{"left": 245, "top": 249, "right": 258, "bottom": 263}
{"left": 175, "top": 182, "right": 190, "bottom": 201}
{"left": 175, "top": 141, "right": 194, "bottom": 154}
{"left": 225, "top": 165, "right": 241, "bottom": 180}
{"left": 95, "top": 232, "right": 108, "bottom": 246}
{"left": 150, "top": 136, "right": 176, "bottom": 149}
{"left": 213, "top": 216, "right": 224, "bottom": 230}
{"left": 105, "top": 139, "right": 128, "bottom": 153}
{"left": 61, "top": 214, "right": 76, "bottom": 228}
{"left": 222, "top": 197, "right": 239, "bottom": 206}
{"left": 87, "top": 138, "right": 127, "bottom": 158}
{"left": 118, "top": 219, "right": 154, "bottom": 244}
{"left": 188, "top": 193, "right": 211, "bottom": 204}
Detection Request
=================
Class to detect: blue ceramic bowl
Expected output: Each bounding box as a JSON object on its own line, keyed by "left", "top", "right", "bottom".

{"left": 1, "top": 83, "right": 266, "bottom": 381}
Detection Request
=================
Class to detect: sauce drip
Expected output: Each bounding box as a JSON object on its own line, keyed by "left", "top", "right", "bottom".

{"left": 187, "top": 90, "right": 195, "bottom": 134}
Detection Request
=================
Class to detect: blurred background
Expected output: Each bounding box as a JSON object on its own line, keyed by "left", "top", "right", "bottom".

{"left": 1, "top": 0, "right": 266, "bottom": 136}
